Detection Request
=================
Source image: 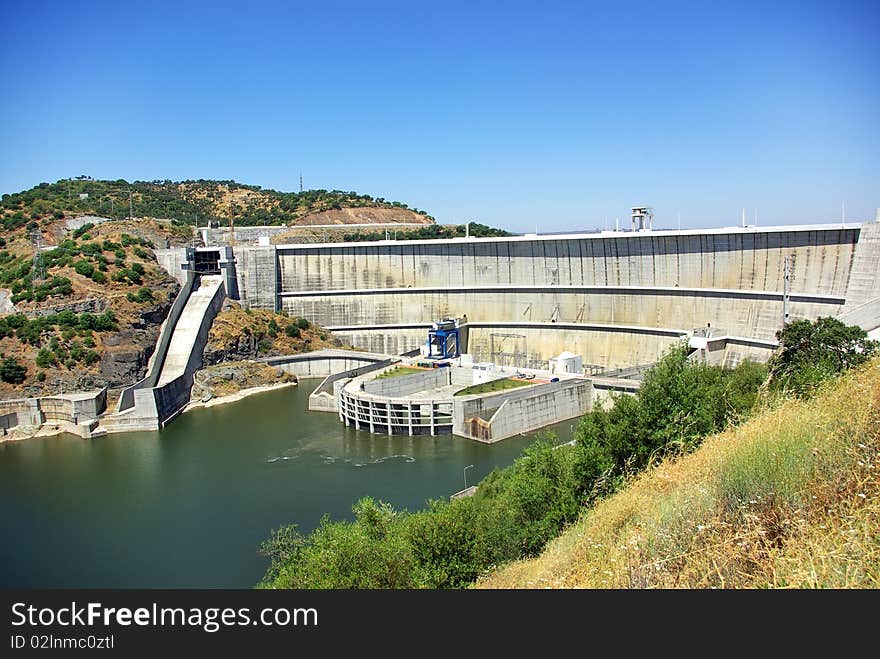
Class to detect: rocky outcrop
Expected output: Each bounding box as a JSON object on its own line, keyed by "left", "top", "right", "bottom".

{"left": 202, "top": 331, "right": 263, "bottom": 366}
{"left": 191, "top": 361, "right": 297, "bottom": 401}
{"left": 98, "top": 281, "right": 178, "bottom": 387}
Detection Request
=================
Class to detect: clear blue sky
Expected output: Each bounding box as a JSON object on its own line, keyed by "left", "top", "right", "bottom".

{"left": 1, "top": 0, "right": 877, "bottom": 232}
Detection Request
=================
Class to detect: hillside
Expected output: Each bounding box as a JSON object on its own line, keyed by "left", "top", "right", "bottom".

{"left": 0, "top": 216, "right": 186, "bottom": 398}
{"left": 0, "top": 178, "right": 435, "bottom": 228}
{"left": 0, "top": 176, "right": 440, "bottom": 399}
{"left": 477, "top": 358, "right": 880, "bottom": 588}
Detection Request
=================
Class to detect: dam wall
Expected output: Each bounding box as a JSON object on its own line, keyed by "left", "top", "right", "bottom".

{"left": 153, "top": 222, "right": 879, "bottom": 371}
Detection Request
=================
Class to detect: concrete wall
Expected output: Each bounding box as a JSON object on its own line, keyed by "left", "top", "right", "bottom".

{"left": 330, "top": 324, "right": 687, "bottom": 372}
{"left": 363, "top": 367, "right": 449, "bottom": 396}
{"left": 223, "top": 224, "right": 867, "bottom": 369}
{"left": 155, "top": 248, "right": 189, "bottom": 285}
{"left": 307, "top": 358, "right": 397, "bottom": 412}
{"left": 259, "top": 349, "right": 394, "bottom": 378}
{"left": 117, "top": 270, "right": 197, "bottom": 413}
{"left": 274, "top": 227, "right": 857, "bottom": 294}
{"left": 0, "top": 390, "right": 107, "bottom": 433}
{"left": 110, "top": 273, "right": 225, "bottom": 430}
{"left": 234, "top": 245, "right": 278, "bottom": 311}
{"left": 453, "top": 379, "right": 593, "bottom": 443}
{"left": 841, "top": 221, "right": 880, "bottom": 310}
{"left": 280, "top": 288, "right": 841, "bottom": 344}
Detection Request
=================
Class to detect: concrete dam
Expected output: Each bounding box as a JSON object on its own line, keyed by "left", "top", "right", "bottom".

{"left": 156, "top": 220, "right": 880, "bottom": 372}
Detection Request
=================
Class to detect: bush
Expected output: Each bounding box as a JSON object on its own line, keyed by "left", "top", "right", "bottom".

{"left": 91, "top": 270, "right": 107, "bottom": 283}
{"left": 295, "top": 317, "right": 310, "bottom": 330}
{"left": 72, "top": 222, "right": 94, "bottom": 239}
{"left": 73, "top": 260, "right": 95, "bottom": 278}
{"left": 0, "top": 357, "right": 26, "bottom": 383}
{"left": 285, "top": 324, "right": 301, "bottom": 339}
{"left": 36, "top": 348, "right": 57, "bottom": 368}
{"left": 768, "top": 317, "right": 879, "bottom": 396}
{"left": 126, "top": 287, "right": 154, "bottom": 303}
{"left": 572, "top": 343, "right": 767, "bottom": 505}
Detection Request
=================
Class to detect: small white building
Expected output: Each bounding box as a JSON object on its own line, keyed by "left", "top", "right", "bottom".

{"left": 548, "top": 351, "right": 582, "bottom": 375}
{"left": 472, "top": 362, "right": 497, "bottom": 384}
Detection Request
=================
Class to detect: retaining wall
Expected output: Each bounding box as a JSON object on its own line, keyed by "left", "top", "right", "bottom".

{"left": 363, "top": 367, "right": 449, "bottom": 396}
{"left": 453, "top": 379, "right": 593, "bottom": 443}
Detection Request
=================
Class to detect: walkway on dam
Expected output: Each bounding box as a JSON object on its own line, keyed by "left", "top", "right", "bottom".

{"left": 157, "top": 275, "right": 224, "bottom": 387}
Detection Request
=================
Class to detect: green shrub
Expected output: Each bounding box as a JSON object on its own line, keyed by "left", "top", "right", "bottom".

{"left": 35, "top": 348, "right": 56, "bottom": 368}
{"left": 72, "top": 222, "right": 94, "bottom": 239}
{"left": 295, "top": 317, "right": 310, "bottom": 330}
{"left": 285, "top": 324, "right": 301, "bottom": 339}
{"left": 0, "top": 357, "right": 26, "bottom": 383}
{"left": 73, "top": 260, "right": 94, "bottom": 278}
{"left": 126, "top": 287, "right": 154, "bottom": 303}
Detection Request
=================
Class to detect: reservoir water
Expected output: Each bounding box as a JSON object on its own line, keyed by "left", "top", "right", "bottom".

{"left": 0, "top": 381, "right": 575, "bottom": 588}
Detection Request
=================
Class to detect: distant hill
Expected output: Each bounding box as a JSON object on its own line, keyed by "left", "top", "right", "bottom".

{"left": 0, "top": 178, "right": 436, "bottom": 228}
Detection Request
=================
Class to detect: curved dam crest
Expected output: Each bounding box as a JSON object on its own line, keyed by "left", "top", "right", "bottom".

{"left": 156, "top": 221, "right": 880, "bottom": 371}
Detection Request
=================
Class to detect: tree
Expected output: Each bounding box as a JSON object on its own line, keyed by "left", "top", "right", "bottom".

{"left": 0, "top": 357, "right": 27, "bottom": 383}
{"left": 768, "top": 316, "right": 878, "bottom": 394}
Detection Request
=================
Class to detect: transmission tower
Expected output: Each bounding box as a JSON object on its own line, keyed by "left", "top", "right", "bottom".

{"left": 31, "top": 229, "right": 45, "bottom": 283}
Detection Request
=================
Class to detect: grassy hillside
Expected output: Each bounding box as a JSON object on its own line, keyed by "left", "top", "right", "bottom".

{"left": 478, "top": 358, "right": 880, "bottom": 588}
{"left": 0, "top": 178, "right": 435, "bottom": 227}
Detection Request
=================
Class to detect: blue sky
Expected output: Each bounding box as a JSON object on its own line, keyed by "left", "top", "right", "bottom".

{"left": 1, "top": 0, "right": 877, "bottom": 232}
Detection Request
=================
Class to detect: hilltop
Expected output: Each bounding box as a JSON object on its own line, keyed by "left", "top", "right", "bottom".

{"left": 0, "top": 178, "right": 435, "bottom": 228}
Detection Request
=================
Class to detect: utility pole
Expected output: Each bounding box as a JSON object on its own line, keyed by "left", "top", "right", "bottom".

{"left": 129, "top": 189, "right": 133, "bottom": 220}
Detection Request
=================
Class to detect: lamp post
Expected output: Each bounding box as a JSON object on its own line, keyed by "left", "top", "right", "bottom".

{"left": 463, "top": 464, "right": 474, "bottom": 489}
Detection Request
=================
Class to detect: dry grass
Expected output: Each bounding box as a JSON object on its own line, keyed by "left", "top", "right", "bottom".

{"left": 477, "top": 358, "right": 880, "bottom": 589}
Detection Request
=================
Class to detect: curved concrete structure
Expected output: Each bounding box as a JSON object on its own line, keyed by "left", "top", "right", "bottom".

{"left": 156, "top": 220, "right": 880, "bottom": 371}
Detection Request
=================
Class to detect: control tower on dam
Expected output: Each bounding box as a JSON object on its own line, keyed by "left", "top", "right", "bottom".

{"left": 156, "top": 218, "right": 880, "bottom": 372}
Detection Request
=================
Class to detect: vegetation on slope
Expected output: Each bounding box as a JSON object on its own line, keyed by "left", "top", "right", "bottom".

{"left": 0, "top": 178, "right": 435, "bottom": 227}
{"left": 0, "top": 218, "right": 179, "bottom": 395}
{"left": 478, "top": 356, "right": 880, "bottom": 588}
{"left": 204, "top": 304, "right": 341, "bottom": 365}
